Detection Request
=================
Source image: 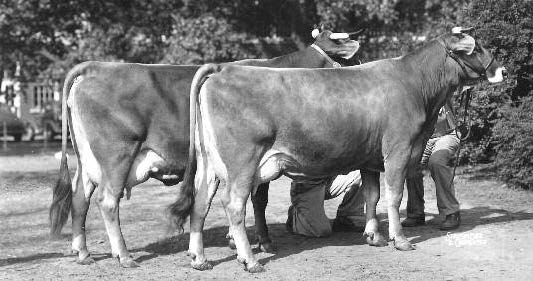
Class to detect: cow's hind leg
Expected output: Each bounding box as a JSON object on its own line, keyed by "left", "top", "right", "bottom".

{"left": 362, "top": 170, "right": 387, "bottom": 247}
{"left": 220, "top": 173, "right": 264, "bottom": 273}
{"left": 96, "top": 178, "right": 138, "bottom": 267}
{"left": 225, "top": 182, "right": 272, "bottom": 253}
{"left": 224, "top": 200, "right": 237, "bottom": 250}
{"left": 251, "top": 182, "right": 275, "bottom": 253}
{"left": 188, "top": 168, "right": 219, "bottom": 270}
{"left": 94, "top": 145, "right": 140, "bottom": 268}
{"left": 71, "top": 162, "right": 96, "bottom": 264}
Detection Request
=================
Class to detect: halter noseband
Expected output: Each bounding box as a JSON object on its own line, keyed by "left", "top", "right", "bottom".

{"left": 310, "top": 44, "right": 342, "bottom": 68}
{"left": 438, "top": 39, "right": 495, "bottom": 79}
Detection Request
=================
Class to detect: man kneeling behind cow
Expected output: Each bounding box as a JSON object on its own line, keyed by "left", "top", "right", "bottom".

{"left": 171, "top": 27, "right": 505, "bottom": 273}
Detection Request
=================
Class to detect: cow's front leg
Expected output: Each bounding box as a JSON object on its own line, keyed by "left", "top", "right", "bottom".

{"left": 251, "top": 182, "right": 275, "bottom": 253}
{"left": 96, "top": 184, "right": 138, "bottom": 267}
{"left": 188, "top": 170, "right": 219, "bottom": 270}
{"left": 384, "top": 154, "right": 415, "bottom": 251}
{"left": 362, "top": 170, "right": 387, "bottom": 247}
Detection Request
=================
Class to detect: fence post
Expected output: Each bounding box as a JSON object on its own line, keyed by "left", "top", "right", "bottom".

{"left": 43, "top": 123, "right": 48, "bottom": 149}
{"left": 2, "top": 121, "right": 7, "bottom": 151}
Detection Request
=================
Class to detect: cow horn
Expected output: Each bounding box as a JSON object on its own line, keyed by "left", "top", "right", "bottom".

{"left": 329, "top": 32, "right": 349, "bottom": 40}
{"left": 348, "top": 28, "right": 365, "bottom": 38}
{"left": 311, "top": 28, "right": 320, "bottom": 39}
{"left": 452, "top": 26, "right": 474, "bottom": 34}
{"left": 461, "top": 27, "right": 475, "bottom": 33}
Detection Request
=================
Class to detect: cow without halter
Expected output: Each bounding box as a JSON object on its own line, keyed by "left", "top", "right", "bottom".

{"left": 175, "top": 28, "right": 506, "bottom": 272}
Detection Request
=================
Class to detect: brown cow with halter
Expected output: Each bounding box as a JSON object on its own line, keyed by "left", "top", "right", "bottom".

{"left": 172, "top": 27, "right": 506, "bottom": 272}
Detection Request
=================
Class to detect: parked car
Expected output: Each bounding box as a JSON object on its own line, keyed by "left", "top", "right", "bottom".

{"left": 0, "top": 104, "right": 25, "bottom": 141}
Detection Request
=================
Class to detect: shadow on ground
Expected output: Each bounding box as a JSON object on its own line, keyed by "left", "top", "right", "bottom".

{"left": 137, "top": 206, "right": 533, "bottom": 265}
{"left": 404, "top": 206, "right": 533, "bottom": 245}
{"left": 2, "top": 206, "right": 532, "bottom": 267}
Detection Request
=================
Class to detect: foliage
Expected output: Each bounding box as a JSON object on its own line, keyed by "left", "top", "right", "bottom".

{"left": 1, "top": 0, "right": 531, "bottom": 188}
{"left": 161, "top": 14, "right": 258, "bottom": 64}
{"left": 451, "top": 0, "right": 533, "bottom": 188}
{"left": 0, "top": 0, "right": 182, "bottom": 80}
{"left": 491, "top": 95, "right": 533, "bottom": 189}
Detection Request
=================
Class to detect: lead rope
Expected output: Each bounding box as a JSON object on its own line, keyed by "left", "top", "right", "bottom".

{"left": 449, "top": 87, "right": 473, "bottom": 193}
{"left": 310, "top": 44, "right": 342, "bottom": 68}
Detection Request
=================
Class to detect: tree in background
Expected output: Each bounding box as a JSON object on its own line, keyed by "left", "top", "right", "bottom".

{"left": 1, "top": 0, "right": 182, "bottom": 80}
{"left": 161, "top": 13, "right": 258, "bottom": 64}
{"left": 0, "top": 0, "right": 530, "bottom": 188}
{"left": 458, "top": 0, "right": 533, "bottom": 188}
{"left": 160, "top": 0, "right": 321, "bottom": 64}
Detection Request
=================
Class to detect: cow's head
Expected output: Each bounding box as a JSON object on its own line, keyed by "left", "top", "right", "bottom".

{"left": 440, "top": 27, "right": 506, "bottom": 84}
{"left": 311, "top": 28, "right": 362, "bottom": 60}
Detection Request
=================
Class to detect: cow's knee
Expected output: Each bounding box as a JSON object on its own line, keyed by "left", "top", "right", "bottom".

{"left": 386, "top": 191, "right": 402, "bottom": 209}
{"left": 388, "top": 201, "right": 401, "bottom": 210}
{"left": 227, "top": 204, "right": 245, "bottom": 225}
{"left": 96, "top": 189, "right": 120, "bottom": 215}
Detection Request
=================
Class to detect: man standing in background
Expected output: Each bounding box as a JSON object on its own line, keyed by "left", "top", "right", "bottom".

{"left": 402, "top": 102, "right": 462, "bottom": 230}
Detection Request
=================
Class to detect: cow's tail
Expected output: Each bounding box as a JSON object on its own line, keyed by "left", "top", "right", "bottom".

{"left": 49, "top": 65, "right": 83, "bottom": 238}
{"left": 168, "top": 64, "right": 221, "bottom": 234}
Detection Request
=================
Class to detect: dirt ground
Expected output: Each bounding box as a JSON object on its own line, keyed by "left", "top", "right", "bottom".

{"left": 1, "top": 147, "right": 533, "bottom": 280}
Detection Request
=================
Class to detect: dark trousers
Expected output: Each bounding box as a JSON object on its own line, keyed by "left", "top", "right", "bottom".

{"left": 406, "top": 133, "right": 460, "bottom": 217}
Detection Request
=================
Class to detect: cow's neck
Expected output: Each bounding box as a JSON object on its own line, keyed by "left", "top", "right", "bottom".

{"left": 406, "top": 40, "right": 461, "bottom": 118}
{"left": 267, "top": 46, "right": 334, "bottom": 68}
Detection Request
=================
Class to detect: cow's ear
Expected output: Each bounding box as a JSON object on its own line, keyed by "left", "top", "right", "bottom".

{"left": 450, "top": 33, "right": 476, "bottom": 55}
{"left": 340, "top": 40, "right": 360, "bottom": 59}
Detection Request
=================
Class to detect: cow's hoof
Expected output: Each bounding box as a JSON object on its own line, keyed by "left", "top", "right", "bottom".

{"left": 76, "top": 255, "right": 95, "bottom": 265}
{"left": 228, "top": 238, "right": 237, "bottom": 250}
{"left": 236, "top": 255, "right": 246, "bottom": 265}
{"left": 246, "top": 262, "right": 265, "bottom": 273}
{"left": 259, "top": 242, "right": 277, "bottom": 253}
{"left": 393, "top": 238, "right": 415, "bottom": 251}
{"left": 119, "top": 257, "right": 140, "bottom": 268}
{"left": 192, "top": 260, "right": 213, "bottom": 271}
{"left": 236, "top": 256, "right": 264, "bottom": 273}
{"left": 365, "top": 232, "right": 388, "bottom": 247}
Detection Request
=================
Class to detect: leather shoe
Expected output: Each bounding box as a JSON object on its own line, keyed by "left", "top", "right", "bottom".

{"left": 332, "top": 216, "right": 365, "bottom": 232}
{"left": 440, "top": 212, "right": 460, "bottom": 230}
{"left": 401, "top": 216, "right": 425, "bottom": 227}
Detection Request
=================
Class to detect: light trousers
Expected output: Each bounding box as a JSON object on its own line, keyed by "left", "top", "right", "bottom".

{"left": 289, "top": 171, "right": 363, "bottom": 237}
